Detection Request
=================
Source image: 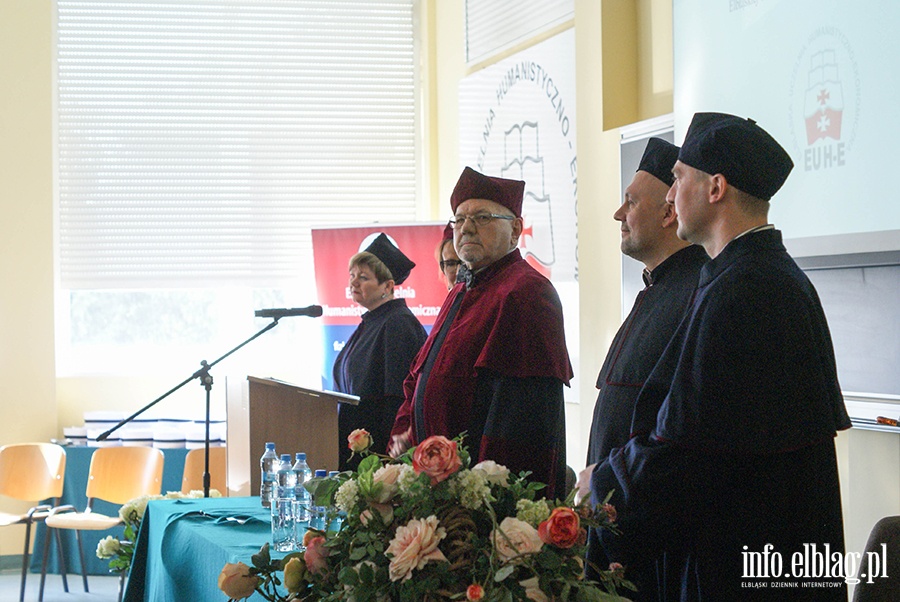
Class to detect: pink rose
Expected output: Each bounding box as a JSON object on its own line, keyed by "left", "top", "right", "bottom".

{"left": 371, "top": 463, "right": 403, "bottom": 503}
{"left": 491, "top": 517, "right": 543, "bottom": 564}
{"left": 385, "top": 515, "right": 448, "bottom": 581}
{"left": 217, "top": 562, "right": 259, "bottom": 600}
{"left": 538, "top": 507, "right": 581, "bottom": 549}
{"left": 360, "top": 502, "right": 394, "bottom": 526}
{"left": 466, "top": 583, "right": 485, "bottom": 601}
{"left": 348, "top": 428, "right": 373, "bottom": 453}
{"left": 303, "top": 535, "right": 329, "bottom": 575}
{"left": 412, "top": 435, "right": 462, "bottom": 485}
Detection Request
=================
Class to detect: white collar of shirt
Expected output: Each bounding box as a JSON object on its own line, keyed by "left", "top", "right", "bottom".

{"left": 732, "top": 223, "right": 775, "bottom": 242}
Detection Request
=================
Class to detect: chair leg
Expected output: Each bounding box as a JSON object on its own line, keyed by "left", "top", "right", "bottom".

{"left": 19, "top": 521, "right": 31, "bottom": 602}
{"left": 74, "top": 529, "right": 90, "bottom": 593}
{"left": 54, "top": 527, "right": 69, "bottom": 593}
{"left": 118, "top": 571, "right": 126, "bottom": 602}
{"left": 39, "top": 524, "right": 51, "bottom": 602}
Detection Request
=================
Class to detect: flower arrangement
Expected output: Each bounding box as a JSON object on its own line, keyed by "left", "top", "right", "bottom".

{"left": 97, "top": 489, "right": 222, "bottom": 574}
{"left": 218, "top": 431, "right": 633, "bottom": 601}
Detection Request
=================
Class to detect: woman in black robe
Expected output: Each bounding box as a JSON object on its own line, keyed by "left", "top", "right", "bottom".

{"left": 333, "top": 233, "right": 426, "bottom": 471}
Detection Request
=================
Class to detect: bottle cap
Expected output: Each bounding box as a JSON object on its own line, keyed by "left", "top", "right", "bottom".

{"left": 265, "top": 442, "right": 275, "bottom": 449}
{"left": 281, "top": 454, "right": 291, "bottom": 462}
{"left": 314, "top": 469, "right": 327, "bottom": 477}
{"left": 296, "top": 452, "right": 306, "bottom": 460}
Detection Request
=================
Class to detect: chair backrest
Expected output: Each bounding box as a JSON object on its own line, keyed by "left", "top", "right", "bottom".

{"left": 85, "top": 446, "right": 164, "bottom": 505}
{"left": 181, "top": 446, "right": 227, "bottom": 494}
{"left": 0, "top": 442, "right": 66, "bottom": 502}
{"left": 853, "top": 516, "right": 900, "bottom": 601}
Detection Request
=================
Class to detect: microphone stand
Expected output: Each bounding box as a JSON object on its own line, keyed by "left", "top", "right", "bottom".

{"left": 96, "top": 318, "right": 283, "bottom": 498}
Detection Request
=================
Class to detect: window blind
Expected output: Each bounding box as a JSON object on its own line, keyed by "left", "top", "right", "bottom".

{"left": 57, "top": 0, "right": 418, "bottom": 289}
{"left": 465, "top": 0, "right": 572, "bottom": 64}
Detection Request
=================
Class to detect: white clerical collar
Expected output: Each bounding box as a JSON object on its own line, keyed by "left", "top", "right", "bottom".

{"left": 732, "top": 223, "right": 774, "bottom": 242}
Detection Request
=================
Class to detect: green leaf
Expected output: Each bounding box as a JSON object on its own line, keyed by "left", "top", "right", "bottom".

{"left": 357, "top": 454, "right": 381, "bottom": 474}
{"left": 338, "top": 566, "right": 359, "bottom": 586}
{"left": 493, "top": 564, "right": 515, "bottom": 582}
{"left": 250, "top": 542, "right": 271, "bottom": 569}
{"left": 349, "top": 546, "right": 367, "bottom": 561}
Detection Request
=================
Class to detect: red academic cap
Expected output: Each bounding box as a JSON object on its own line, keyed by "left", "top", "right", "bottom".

{"left": 450, "top": 167, "right": 525, "bottom": 217}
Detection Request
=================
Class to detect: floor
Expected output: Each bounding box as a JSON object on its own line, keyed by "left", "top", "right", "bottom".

{"left": 0, "top": 569, "right": 121, "bottom": 602}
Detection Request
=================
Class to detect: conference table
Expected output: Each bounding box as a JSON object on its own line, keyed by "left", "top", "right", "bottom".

{"left": 123, "top": 496, "right": 277, "bottom": 602}
{"left": 31, "top": 445, "right": 190, "bottom": 577}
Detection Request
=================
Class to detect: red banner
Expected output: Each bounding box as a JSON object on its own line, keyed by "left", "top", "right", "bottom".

{"left": 312, "top": 224, "right": 450, "bottom": 389}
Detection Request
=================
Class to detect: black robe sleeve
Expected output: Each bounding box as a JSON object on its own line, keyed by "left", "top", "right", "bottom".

{"left": 470, "top": 370, "right": 567, "bottom": 499}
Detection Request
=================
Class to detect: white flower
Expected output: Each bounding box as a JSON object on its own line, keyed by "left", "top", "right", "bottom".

{"left": 397, "top": 464, "right": 419, "bottom": 494}
{"left": 118, "top": 494, "right": 162, "bottom": 526}
{"left": 185, "top": 488, "right": 223, "bottom": 498}
{"left": 519, "top": 576, "right": 549, "bottom": 602}
{"left": 96, "top": 535, "right": 121, "bottom": 559}
{"left": 515, "top": 498, "right": 551, "bottom": 527}
{"left": 491, "top": 517, "right": 543, "bottom": 564}
{"left": 450, "top": 469, "right": 490, "bottom": 510}
{"left": 472, "top": 460, "right": 510, "bottom": 487}
{"left": 335, "top": 479, "right": 360, "bottom": 513}
{"left": 371, "top": 464, "right": 403, "bottom": 503}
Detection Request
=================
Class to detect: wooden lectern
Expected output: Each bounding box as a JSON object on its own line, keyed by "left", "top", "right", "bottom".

{"left": 247, "top": 376, "right": 359, "bottom": 495}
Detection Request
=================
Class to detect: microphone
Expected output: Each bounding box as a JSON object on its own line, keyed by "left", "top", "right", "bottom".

{"left": 254, "top": 305, "right": 324, "bottom": 319}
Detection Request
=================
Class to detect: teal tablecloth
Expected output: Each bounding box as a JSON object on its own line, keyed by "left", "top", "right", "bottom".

{"left": 31, "top": 446, "right": 190, "bottom": 577}
{"left": 123, "top": 496, "right": 277, "bottom": 602}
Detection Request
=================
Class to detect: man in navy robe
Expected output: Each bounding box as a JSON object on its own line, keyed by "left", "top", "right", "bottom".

{"left": 592, "top": 113, "right": 851, "bottom": 600}
{"left": 575, "top": 138, "right": 708, "bottom": 596}
{"left": 390, "top": 167, "right": 573, "bottom": 498}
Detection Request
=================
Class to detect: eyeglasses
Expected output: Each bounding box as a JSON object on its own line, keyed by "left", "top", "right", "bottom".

{"left": 440, "top": 259, "right": 462, "bottom": 271}
{"left": 448, "top": 213, "right": 515, "bottom": 229}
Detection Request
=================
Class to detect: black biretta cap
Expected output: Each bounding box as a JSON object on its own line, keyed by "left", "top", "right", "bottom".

{"left": 637, "top": 137, "right": 680, "bottom": 187}
{"left": 365, "top": 233, "right": 415, "bottom": 285}
{"left": 678, "top": 112, "right": 794, "bottom": 201}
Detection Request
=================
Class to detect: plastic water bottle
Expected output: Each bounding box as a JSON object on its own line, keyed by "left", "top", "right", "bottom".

{"left": 308, "top": 469, "right": 328, "bottom": 531}
{"left": 271, "top": 454, "right": 298, "bottom": 552}
{"left": 292, "top": 453, "right": 312, "bottom": 522}
{"left": 326, "top": 470, "right": 343, "bottom": 534}
{"left": 259, "top": 442, "right": 278, "bottom": 508}
{"left": 276, "top": 454, "right": 297, "bottom": 500}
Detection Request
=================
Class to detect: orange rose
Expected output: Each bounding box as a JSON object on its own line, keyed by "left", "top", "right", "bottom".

{"left": 217, "top": 562, "right": 259, "bottom": 600}
{"left": 538, "top": 507, "right": 581, "bottom": 549}
{"left": 348, "top": 428, "right": 373, "bottom": 453}
{"left": 412, "top": 435, "right": 462, "bottom": 485}
{"left": 303, "top": 535, "right": 329, "bottom": 575}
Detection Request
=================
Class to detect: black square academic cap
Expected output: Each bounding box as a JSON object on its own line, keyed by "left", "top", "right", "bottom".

{"left": 678, "top": 112, "right": 794, "bottom": 200}
{"left": 637, "top": 137, "right": 680, "bottom": 187}
{"left": 364, "top": 233, "right": 415, "bottom": 285}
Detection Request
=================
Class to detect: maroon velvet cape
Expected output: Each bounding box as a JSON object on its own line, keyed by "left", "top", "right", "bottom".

{"left": 391, "top": 249, "right": 572, "bottom": 496}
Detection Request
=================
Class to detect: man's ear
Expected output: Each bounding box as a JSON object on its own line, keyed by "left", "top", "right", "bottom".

{"left": 510, "top": 217, "right": 524, "bottom": 245}
{"left": 661, "top": 200, "right": 678, "bottom": 228}
{"left": 709, "top": 173, "right": 728, "bottom": 204}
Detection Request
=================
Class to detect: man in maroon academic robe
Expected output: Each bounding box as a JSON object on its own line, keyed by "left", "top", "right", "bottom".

{"left": 389, "top": 167, "right": 573, "bottom": 498}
